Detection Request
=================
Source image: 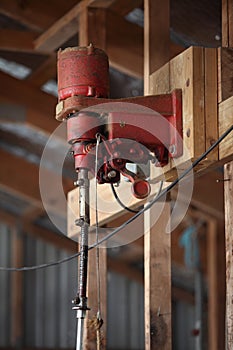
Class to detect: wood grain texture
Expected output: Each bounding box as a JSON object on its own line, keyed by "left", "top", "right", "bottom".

{"left": 224, "top": 161, "right": 233, "bottom": 350}
{"left": 144, "top": 0, "right": 170, "bottom": 94}
{"left": 219, "top": 95, "right": 233, "bottom": 160}
{"left": 144, "top": 201, "right": 171, "bottom": 350}
{"left": 83, "top": 248, "right": 107, "bottom": 350}
{"left": 218, "top": 48, "right": 233, "bottom": 103}
{"left": 204, "top": 48, "right": 218, "bottom": 160}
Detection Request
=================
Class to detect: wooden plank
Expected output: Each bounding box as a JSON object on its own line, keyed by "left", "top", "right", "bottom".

{"left": 222, "top": 0, "right": 233, "bottom": 47}
{"left": 224, "top": 161, "right": 233, "bottom": 350}
{"left": 0, "top": 148, "right": 72, "bottom": 217}
{"left": 0, "top": 29, "right": 38, "bottom": 53}
{"left": 144, "top": 0, "right": 170, "bottom": 94}
{"left": 0, "top": 0, "right": 79, "bottom": 32}
{"left": 144, "top": 201, "right": 171, "bottom": 349}
{"left": 34, "top": 0, "right": 93, "bottom": 52}
{"left": 222, "top": 0, "right": 229, "bottom": 46}
{"left": 89, "top": 0, "right": 115, "bottom": 8}
{"left": 84, "top": 248, "right": 107, "bottom": 350}
{"left": 106, "top": 10, "right": 143, "bottom": 78}
{"left": 26, "top": 54, "right": 57, "bottom": 88}
{"left": 10, "top": 226, "right": 23, "bottom": 346}
{"left": 0, "top": 209, "right": 76, "bottom": 253}
{"left": 0, "top": 71, "right": 57, "bottom": 133}
{"left": 171, "top": 47, "right": 205, "bottom": 162}
{"left": 150, "top": 47, "right": 207, "bottom": 179}
{"left": 219, "top": 95, "right": 233, "bottom": 160}
{"left": 79, "top": 7, "right": 106, "bottom": 48}
{"left": 109, "top": 0, "right": 143, "bottom": 15}
{"left": 218, "top": 48, "right": 233, "bottom": 102}
{"left": 204, "top": 48, "right": 218, "bottom": 160}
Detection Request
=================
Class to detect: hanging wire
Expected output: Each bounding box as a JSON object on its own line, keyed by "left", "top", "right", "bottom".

{"left": 111, "top": 180, "right": 163, "bottom": 213}
{"left": 0, "top": 124, "right": 232, "bottom": 272}
{"left": 111, "top": 182, "right": 139, "bottom": 213}
{"left": 94, "top": 134, "right": 103, "bottom": 332}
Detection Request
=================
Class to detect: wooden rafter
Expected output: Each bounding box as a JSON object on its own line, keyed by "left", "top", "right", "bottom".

{"left": 0, "top": 148, "right": 73, "bottom": 216}
{"left": 0, "top": 209, "right": 76, "bottom": 252}
{"left": 0, "top": 29, "right": 38, "bottom": 53}
{"left": 0, "top": 71, "right": 57, "bottom": 133}
{"left": 26, "top": 54, "right": 57, "bottom": 88}
{"left": 0, "top": 0, "right": 79, "bottom": 32}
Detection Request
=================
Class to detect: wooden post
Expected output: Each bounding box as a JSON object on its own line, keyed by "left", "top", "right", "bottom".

{"left": 218, "top": 0, "right": 233, "bottom": 102}
{"left": 144, "top": 201, "right": 171, "bottom": 349}
{"left": 225, "top": 160, "right": 233, "bottom": 350}
{"left": 144, "top": 0, "right": 170, "bottom": 94}
{"left": 79, "top": 6, "right": 106, "bottom": 49}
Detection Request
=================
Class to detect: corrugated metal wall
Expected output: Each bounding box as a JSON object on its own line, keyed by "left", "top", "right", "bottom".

{"left": 107, "top": 272, "right": 144, "bottom": 350}
{"left": 0, "top": 224, "right": 11, "bottom": 346}
{"left": 0, "top": 223, "right": 145, "bottom": 349}
{"left": 23, "top": 235, "right": 77, "bottom": 348}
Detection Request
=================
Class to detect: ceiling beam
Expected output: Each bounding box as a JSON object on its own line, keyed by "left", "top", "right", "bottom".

{"left": 0, "top": 0, "right": 79, "bottom": 32}
{"left": 106, "top": 10, "right": 143, "bottom": 78}
{"left": 109, "top": 0, "right": 143, "bottom": 16}
{"left": 0, "top": 148, "right": 73, "bottom": 216}
{"left": 0, "top": 71, "right": 57, "bottom": 133}
{"left": 26, "top": 54, "right": 57, "bottom": 88}
{"left": 0, "top": 29, "right": 38, "bottom": 53}
{"left": 34, "top": 0, "right": 94, "bottom": 52}
{"left": 0, "top": 209, "right": 76, "bottom": 253}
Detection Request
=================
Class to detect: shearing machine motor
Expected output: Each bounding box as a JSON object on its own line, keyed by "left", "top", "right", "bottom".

{"left": 55, "top": 43, "right": 183, "bottom": 350}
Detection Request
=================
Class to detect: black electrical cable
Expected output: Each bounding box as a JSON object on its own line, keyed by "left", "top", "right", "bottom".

{"left": 111, "top": 183, "right": 139, "bottom": 213}
{"left": 111, "top": 180, "right": 164, "bottom": 214}
{"left": 0, "top": 124, "right": 232, "bottom": 272}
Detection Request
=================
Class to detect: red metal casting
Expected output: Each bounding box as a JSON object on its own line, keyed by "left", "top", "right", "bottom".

{"left": 56, "top": 45, "right": 183, "bottom": 199}
{"left": 57, "top": 45, "right": 109, "bottom": 101}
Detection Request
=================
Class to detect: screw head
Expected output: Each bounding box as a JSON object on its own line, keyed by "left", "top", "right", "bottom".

{"left": 108, "top": 170, "right": 117, "bottom": 179}
{"left": 169, "top": 144, "right": 177, "bottom": 155}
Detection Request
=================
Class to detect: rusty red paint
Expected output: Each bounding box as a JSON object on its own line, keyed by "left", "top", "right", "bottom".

{"left": 57, "top": 45, "right": 109, "bottom": 101}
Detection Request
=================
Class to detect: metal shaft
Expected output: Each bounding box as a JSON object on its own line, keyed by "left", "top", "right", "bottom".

{"left": 74, "top": 168, "right": 90, "bottom": 350}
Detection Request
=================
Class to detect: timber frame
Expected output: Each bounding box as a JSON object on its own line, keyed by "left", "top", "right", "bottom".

{"left": 0, "top": 0, "right": 232, "bottom": 349}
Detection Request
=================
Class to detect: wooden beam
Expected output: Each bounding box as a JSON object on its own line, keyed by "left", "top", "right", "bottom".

{"left": 144, "top": 201, "right": 171, "bottom": 349}
{"left": 218, "top": 48, "right": 233, "bottom": 103}
{"left": 84, "top": 248, "right": 107, "bottom": 349}
{"left": 0, "top": 209, "right": 76, "bottom": 253}
{"left": 0, "top": 71, "right": 57, "bottom": 133}
{"left": 225, "top": 160, "right": 233, "bottom": 350}
{"left": 0, "top": 148, "right": 72, "bottom": 217}
{"left": 34, "top": 0, "right": 93, "bottom": 52}
{"left": 89, "top": 0, "right": 115, "bottom": 8}
{"left": 106, "top": 10, "right": 143, "bottom": 78}
{"left": 109, "top": 0, "right": 143, "bottom": 16}
{"left": 26, "top": 54, "right": 57, "bottom": 88}
{"left": 0, "top": 29, "right": 38, "bottom": 53}
{"left": 144, "top": 0, "right": 170, "bottom": 94}
{"left": 222, "top": 0, "right": 233, "bottom": 47}
{"left": 204, "top": 48, "right": 218, "bottom": 161}
{"left": 219, "top": 95, "right": 233, "bottom": 161}
{"left": 0, "top": 0, "right": 79, "bottom": 32}
{"left": 79, "top": 7, "right": 107, "bottom": 48}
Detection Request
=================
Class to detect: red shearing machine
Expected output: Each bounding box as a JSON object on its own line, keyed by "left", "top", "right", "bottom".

{"left": 55, "top": 44, "right": 183, "bottom": 349}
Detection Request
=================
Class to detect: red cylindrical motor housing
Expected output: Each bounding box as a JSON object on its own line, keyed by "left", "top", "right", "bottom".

{"left": 57, "top": 45, "right": 109, "bottom": 101}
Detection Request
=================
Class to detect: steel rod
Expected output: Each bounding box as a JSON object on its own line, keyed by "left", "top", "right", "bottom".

{"left": 73, "top": 168, "right": 90, "bottom": 350}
